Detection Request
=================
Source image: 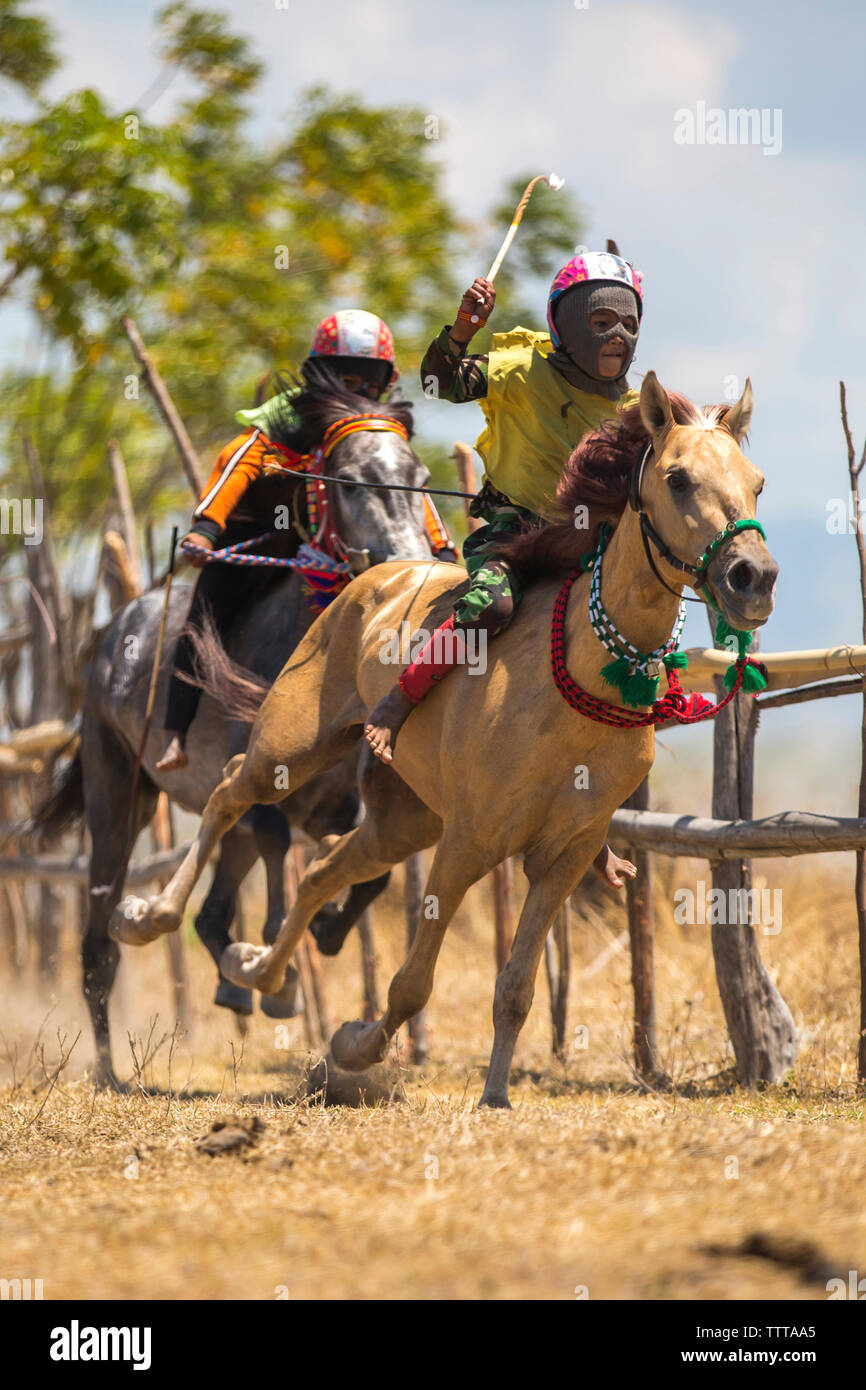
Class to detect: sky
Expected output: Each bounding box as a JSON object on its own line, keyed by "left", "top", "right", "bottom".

{"left": 3, "top": 0, "right": 865, "bottom": 801}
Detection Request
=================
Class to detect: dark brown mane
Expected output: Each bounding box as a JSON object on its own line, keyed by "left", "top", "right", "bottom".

{"left": 499, "top": 392, "right": 727, "bottom": 582}
{"left": 263, "top": 362, "right": 414, "bottom": 453}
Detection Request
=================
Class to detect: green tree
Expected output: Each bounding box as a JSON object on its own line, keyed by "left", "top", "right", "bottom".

{"left": 0, "top": 0, "right": 59, "bottom": 99}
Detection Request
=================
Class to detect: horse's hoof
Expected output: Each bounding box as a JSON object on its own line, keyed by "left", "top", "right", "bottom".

{"left": 309, "top": 904, "right": 347, "bottom": 957}
{"left": 214, "top": 978, "right": 254, "bottom": 1015}
{"left": 477, "top": 1093, "right": 513, "bottom": 1111}
{"left": 330, "top": 1019, "right": 388, "bottom": 1072}
{"left": 259, "top": 969, "right": 300, "bottom": 1019}
{"left": 219, "top": 941, "right": 285, "bottom": 995}
{"left": 108, "top": 895, "right": 175, "bottom": 946}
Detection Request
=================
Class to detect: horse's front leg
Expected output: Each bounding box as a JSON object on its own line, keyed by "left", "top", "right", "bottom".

{"left": 480, "top": 829, "right": 607, "bottom": 1109}
{"left": 110, "top": 750, "right": 275, "bottom": 946}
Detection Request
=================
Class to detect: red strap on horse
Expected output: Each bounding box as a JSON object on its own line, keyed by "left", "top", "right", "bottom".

{"left": 550, "top": 569, "right": 757, "bottom": 727}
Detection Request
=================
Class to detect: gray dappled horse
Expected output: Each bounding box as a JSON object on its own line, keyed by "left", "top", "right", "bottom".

{"left": 35, "top": 377, "right": 436, "bottom": 1088}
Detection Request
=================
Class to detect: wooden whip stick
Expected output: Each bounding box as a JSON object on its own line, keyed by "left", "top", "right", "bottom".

{"left": 485, "top": 171, "right": 565, "bottom": 284}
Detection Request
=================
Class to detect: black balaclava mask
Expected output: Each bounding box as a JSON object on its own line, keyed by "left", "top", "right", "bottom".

{"left": 548, "top": 282, "right": 641, "bottom": 401}
{"left": 329, "top": 355, "right": 393, "bottom": 396}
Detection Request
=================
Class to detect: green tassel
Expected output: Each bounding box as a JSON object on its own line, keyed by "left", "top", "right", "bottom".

{"left": 663, "top": 651, "right": 688, "bottom": 671}
{"left": 600, "top": 655, "right": 631, "bottom": 692}
{"left": 722, "top": 658, "right": 767, "bottom": 693}
{"left": 715, "top": 615, "right": 753, "bottom": 657}
{"left": 740, "top": 660, "right": 767, "bottom": 694}
{"left": 601, "top": 656, "right": 660, "bottom": 707}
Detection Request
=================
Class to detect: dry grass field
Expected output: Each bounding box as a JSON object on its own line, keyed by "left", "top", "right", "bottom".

{"left": 1, "top": 839, "right": 864, "bottom": 1302}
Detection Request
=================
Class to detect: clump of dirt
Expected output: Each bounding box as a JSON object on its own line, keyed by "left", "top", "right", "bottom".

{"left": 195, "top": 1113, "right": 266, "bottom": 1157}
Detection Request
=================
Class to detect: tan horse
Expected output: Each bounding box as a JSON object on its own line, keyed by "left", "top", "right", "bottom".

{"left": 112, "top": 372, "right": 776, "bottom": 1107}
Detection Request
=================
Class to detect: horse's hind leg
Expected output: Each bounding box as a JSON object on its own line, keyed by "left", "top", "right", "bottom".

{"left": 247, "top": 804, "right": 291, "bottom": 947}
{"left": 310, "top": 871, "right": 391, "bottom": 956}
{"left": 247, "top": 804, "right": 302, "bottom": 1019}
{"left": 110, "top": 723, "right": 359, "bottom": 947}
{"left": 194, "top": 826, "right": 260, "bottom": 1015}
{"left": 81, "top": 722, "right": 159, "bottom": 1088}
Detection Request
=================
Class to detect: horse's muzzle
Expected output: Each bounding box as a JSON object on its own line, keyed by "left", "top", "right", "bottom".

{"left": 715, "top": 545, "right": 778, "bottom": 627}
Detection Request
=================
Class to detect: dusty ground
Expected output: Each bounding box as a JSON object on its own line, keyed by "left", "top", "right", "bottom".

{"left": 1, "top": 850, "right": 864, "bottom": 1301}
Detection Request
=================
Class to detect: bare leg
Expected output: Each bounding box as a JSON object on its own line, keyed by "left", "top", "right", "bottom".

{"left": 363, "top": 684, "right": 415, "bottom": 764}
{"left": 592, "top": 842, "right": 637, "bottom": 890}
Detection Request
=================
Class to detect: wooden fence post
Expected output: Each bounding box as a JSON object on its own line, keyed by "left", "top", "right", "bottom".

{"left": 710, "top": 627, "right": 797, "bottom": 1085}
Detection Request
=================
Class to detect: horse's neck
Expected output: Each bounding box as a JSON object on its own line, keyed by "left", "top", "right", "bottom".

{"left": 565, "top": 510, "right": 684, "bottom": 691}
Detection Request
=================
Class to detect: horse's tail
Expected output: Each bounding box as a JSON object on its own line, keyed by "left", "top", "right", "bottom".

{"left": 31, "top": 745, "right": 85, "bottom": 844}
{"left": 182, "top": 612, "right": 270, "bottom": 725}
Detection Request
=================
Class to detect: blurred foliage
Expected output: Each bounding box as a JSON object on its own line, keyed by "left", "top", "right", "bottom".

{"left": 0, "top": 0, "right": 59, "bottom": 98}
{"left": 0, "top": 3, "right": 582, "bottom": 572}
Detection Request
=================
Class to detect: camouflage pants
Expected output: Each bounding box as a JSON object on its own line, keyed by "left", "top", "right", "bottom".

{"left": 452, "top": 486, "right": 538, "bottom": 633}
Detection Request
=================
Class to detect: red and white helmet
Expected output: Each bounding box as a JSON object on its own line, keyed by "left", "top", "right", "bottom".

{"left": 309, "top": 309, "right": 396, "bottom": 378}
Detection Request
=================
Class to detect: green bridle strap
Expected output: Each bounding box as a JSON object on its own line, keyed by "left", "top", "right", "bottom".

{"left": 694, "top": 518, "right": 767, "bottom": 589}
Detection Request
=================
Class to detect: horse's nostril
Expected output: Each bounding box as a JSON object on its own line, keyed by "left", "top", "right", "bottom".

{"left": 727, "top": 560, "right": 758, "bottom": 594}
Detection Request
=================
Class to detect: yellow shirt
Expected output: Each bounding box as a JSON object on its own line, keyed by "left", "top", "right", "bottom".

{"left": 475, "top": 327, "right": 638, "bottom": 517}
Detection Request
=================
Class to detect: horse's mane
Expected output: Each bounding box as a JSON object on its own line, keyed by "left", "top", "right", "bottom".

{"left": 499, "top": 392, "right": 730, "bottom": 581}
{"left": 260, "top": 362, "right": 415, "bottom": 452}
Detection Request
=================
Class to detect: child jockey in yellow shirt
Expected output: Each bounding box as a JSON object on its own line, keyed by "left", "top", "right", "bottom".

{"left": 363, "top": 251, "right": 644, "bottom": 889}
{"left": 157, "top": 309, "right": 456, "bottom": 773}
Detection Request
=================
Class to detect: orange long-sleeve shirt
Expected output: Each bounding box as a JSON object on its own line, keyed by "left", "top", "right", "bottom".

{"left": 191, "top": 429, "right": 294, "bottom": 537}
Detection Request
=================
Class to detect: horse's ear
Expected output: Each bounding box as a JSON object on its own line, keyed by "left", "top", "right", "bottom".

{"left": 640, "top": 371, "right": 674, "bottom": 439}
{"left": 606, "top": 238, "right": 621, "bottom": 256}
{"left": 721, "top": 377, "right": 754, "bottom": 443}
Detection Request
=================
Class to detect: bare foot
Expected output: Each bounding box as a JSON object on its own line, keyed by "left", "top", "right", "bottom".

{"left": 363, "top": 687, "right": 415, "bottom": 763}
{"left": 156, "top": 735, "right": 187, "bottom": 772}
{"left": 592, "top": 842, "right": 637, "bottom": 890}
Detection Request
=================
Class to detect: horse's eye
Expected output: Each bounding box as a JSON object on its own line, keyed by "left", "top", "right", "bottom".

{"left": 666, "top": 469, "right": 690, "bottom": 494}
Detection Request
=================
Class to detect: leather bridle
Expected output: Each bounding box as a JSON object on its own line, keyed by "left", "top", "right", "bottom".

{"left": 628, "top": 441, "right": 766, "bottom": 605}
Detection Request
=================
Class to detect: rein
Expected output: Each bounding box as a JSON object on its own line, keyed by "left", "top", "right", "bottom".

{"left": 551, "top": 442, "right": 769, "bottom": 725}
{"left": 179, "top": 412, "right": 418, "bottom": 608}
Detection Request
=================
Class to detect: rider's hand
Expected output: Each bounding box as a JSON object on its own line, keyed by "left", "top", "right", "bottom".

{"left": 449, "top": 277, "right": 495, "bottom": 345}
{"left": 182, "top": 532, "right": 214, "bottom": 569}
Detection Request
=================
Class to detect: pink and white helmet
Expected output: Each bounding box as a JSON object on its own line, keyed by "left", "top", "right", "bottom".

{"left": 309, "top": 309, "right": 396, "bottom": 367}
{"left": 547, "top": 252, "right": 644, "bottom": 349}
